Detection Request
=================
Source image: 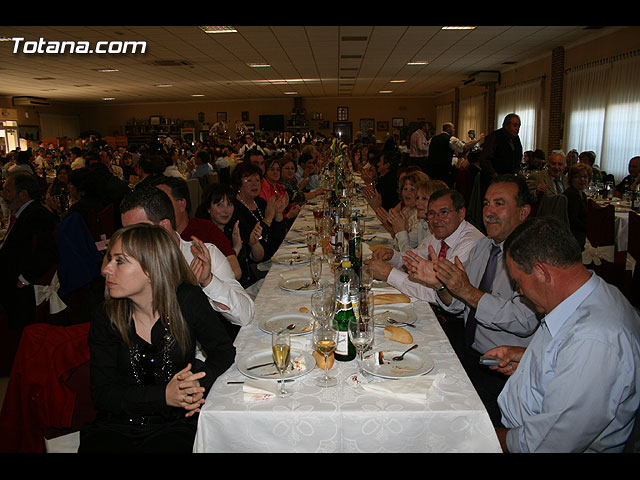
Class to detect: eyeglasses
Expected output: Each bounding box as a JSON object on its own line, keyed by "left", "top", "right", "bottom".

{"left": 426, "top": 208, "right": 458, "bottom": 219}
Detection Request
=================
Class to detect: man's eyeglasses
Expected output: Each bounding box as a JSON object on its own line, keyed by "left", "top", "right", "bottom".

{"left": 426, "top": 208, "right": 458, "bottom": 219}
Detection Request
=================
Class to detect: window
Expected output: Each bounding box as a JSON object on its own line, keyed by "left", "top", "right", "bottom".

{"left": 565, "top": 54, "right": 640, "bottom": 181}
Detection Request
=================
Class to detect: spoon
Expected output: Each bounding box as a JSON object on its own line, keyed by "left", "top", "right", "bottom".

{"left": 393, "top": 344, "right": 418, "bottom": 361}
{"left": 277, "top": 323, "right": 296, "bottom": 334}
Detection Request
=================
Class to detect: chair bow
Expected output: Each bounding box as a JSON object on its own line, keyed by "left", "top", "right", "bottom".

{"left": 627, "top": 253, "right": 636, "bottom": 274}
{"left": 34, "top": 272, "right": 67, "bottom": 314}
{"left": 581, "top": 239, "right": 615, "bottom": 266}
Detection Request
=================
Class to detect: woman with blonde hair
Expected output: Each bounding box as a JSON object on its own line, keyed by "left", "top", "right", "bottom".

{"left": 79, "top": 223, "right": 235, "bottom": 453}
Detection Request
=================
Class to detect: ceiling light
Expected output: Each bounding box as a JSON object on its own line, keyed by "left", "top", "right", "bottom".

{"left": 200, "top": 26, "right": 237, "bottom": 34}
{"left": 102, "top": 97, "right": 115, "bottom": 101}
{"left": 390, "top": 80, "right": 406, "bottom": 83}
{"left": 191, "top": 94, "right": 205, "bottom": 97}
{"left": 442, "top": 26, "right": 476, "bottom": 30}
{"left": 94, "top": 68, "right": 119, "bottom": 73}
{"left": 0, "top": 37, "right": 14, "bottom": 42}
{"left": 154, "top": 84, "right": 173, "bottom": 88}
{"left": 407, "top": 61, "right": 428, "bottom": 66}
{"left": 248, "top": 63, "right": 271, "bottom": 68}
{"left": 284, "top": 91, "right": 297, "bottom": 95}
{"left": 379, "top": 90, "right": 392, "bottom": 94}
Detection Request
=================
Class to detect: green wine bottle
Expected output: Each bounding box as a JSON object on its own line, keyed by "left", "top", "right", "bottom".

{"left": 333, "top": 261, "right": 357, "bottom": 362}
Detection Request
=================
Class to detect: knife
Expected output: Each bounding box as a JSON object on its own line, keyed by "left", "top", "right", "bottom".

{"left": 247, "top": 361, "right": 275, "bottom": 371}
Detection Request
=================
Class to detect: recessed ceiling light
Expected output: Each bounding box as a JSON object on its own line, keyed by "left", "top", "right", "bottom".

{"left": 191, "top": 94, "right": 205, "bottom": 97}
{"left": 248, "top": 63, "right": 271, "bottom": 68}
{"left": 200, "top": 26, "right": 237, "bottom": 34}
{"left": 102, "top": 97, "right": 115, "bottom": 101}
{"left": 442, "top": 26, "right": 476, "bottom": 30}
{"left": 94, "top": 68, "right": 119, "bottom": 73}
{"left": 284, "top": 91, "right": 297, "bottom": 95}
{"left": 390, "top": 80, "right": 406, "bottom": 83}
{"left": 407, "top": 61, "right": 428, "bottom": 66}
{"left": 379, "top": 90, "right": 393, "bottom": 94}
{"left": 154, "top": 84, "right": 173, "bottom": 88}
{"left": 0, "top": 37, "right": 14, "bottom": 42}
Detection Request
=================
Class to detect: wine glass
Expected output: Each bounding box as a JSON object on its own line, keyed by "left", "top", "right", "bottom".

{"left": 272, "top": 329, "right": 291, "bottom": 397}
{"left": 311, "top": 288, "right": 335, "bottom": 321}
{"left": 312, "top": 317, "right": 339, "bottom": 387}
{"left": 360, "top": 264, "right": 373, "bottom": 292}
{"left": 310, "top": 255, "right": 323, "bottom": 288}
{"left": 348, "top": 315, "right": 375, "bottom": 376}
{"left": 306, "top": 231, "right": 318, "bottom": 256}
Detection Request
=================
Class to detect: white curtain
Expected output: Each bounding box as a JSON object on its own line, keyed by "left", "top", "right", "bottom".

{"left": 495, "top": 78, "right": 543, "bottom": 152}
{"left": 435, "top": 103, "right": 453, "bottom": 134}
{"left": 458, "top": 93, "right": 485, "bottom": 142}
{"left": 39, "top": 113, "right": 80, "bottom": 139}
{"left": 566, "top": 54, "right": 640, "bottom": 181}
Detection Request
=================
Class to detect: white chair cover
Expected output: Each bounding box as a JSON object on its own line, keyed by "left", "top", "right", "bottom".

{"left": 582, "top": 238, "right": 615, "bottom": 266}
{"left": 34, "top": 271, "right": 67, "bottom": 314}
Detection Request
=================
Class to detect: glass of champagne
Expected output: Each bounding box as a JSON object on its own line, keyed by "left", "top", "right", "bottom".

{"left": 313, "top": 317, "right": 339, "bottom": 387}
{"left": 306, "top": 231, "right": 318, "bottom": 256}
{"left": 310, "top": 255, "right": 323, "bottom": 288}
{"left": 272, "top": 329, "right": 291, "bottom": 397}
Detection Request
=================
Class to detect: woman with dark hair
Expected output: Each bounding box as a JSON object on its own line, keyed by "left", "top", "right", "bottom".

{"left": 66, "top": 168, "right": 108, "bottom": 225}
{"left": 563, "top": 163, "right": 592, "bottom": 251}
{"left": 198, "top": 183, "right": 265, "bottom": 289}
{"left": 231, "top": 161, "right": 287, "bottom": 260}
{"left": 79, "top": 223, "right": 235, "bottom": 453}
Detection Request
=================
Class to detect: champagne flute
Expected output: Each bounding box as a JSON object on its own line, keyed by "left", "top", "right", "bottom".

{"left": 310, "top": 255, "right": 323, "bottom": 288}
{"left": 306, "top": 231, "right": 318, "bottom": 256}
{"left": 272, "top": 330, "right": 291, "bottom": 397}
{"left": 312, "top": 317, "right": 339, "bottom": 387}
{"left": 348, "top": 315, "right": 375, "bottom": 376}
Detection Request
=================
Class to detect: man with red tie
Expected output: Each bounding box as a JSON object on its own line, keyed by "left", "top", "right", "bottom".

{"left": 403, "top": 175, "right": 540, "bottom": 427}
{"left": 365, "top": 189, "right": 484, "bottom": 303}
{"left": 0, "top": 172, "right": 58, "bottom": 331}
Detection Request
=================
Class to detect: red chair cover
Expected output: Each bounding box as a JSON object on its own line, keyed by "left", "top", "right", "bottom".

{"left": 586, "top": 199, "right": 615, "bottom": 247}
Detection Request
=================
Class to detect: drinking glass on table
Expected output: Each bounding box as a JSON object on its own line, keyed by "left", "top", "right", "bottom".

{"left": 360, "top": 264, "right": 373, "bottom": 292}
{"left": 272, "top": 329, "right": 291, "bottom": 397}
{"left": 348, "top": 315, "right": 375, "bottom": 376}
{"left": 313, "top": 207, "right": 324, "bottom": 230}
{"left": 310, "top": 255, "right": 323, "bottom": 288}
{"left": 312, "top": 316, "right": 339, "bottom": 387}
{"left": 306, "top": 231, "right": 318, "bottom": 256}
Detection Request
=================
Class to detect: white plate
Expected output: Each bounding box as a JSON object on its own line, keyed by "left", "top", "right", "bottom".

{"left": 285, "top": 235, "right": 306, "bottom": 244}
{"left": 237, "top": 348, "right": 315, "bottom": 381}
{"left": 259, "top": 313, "right": 314, "bottom": 336}
{"left": 271, "top": 252, "right": 310, "bottom": 265}
{"left": 373, "top": 307, "right": 417, "bottom": 327}
{"left": 279, "top": 277, "right": 324, "bottom": 294}
{"left": 362, "top": 348, "right": 434, "bottom": 379}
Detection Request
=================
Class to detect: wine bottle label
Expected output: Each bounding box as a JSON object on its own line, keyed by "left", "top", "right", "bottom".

{"left": 336, "top": 331, "right": 349, "bottom": 355}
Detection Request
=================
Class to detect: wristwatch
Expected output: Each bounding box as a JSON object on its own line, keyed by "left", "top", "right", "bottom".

{"left": 436, "top": 284, "right": 447, "bottom": 292}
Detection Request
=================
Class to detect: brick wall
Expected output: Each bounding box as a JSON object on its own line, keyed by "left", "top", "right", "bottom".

{"left": 548, "top": 47, "right": 565, "bottom": 153}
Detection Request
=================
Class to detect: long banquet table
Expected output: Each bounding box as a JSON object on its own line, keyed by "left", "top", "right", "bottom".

{"left": 193, "top": 192, "right": 502, "bottom": 453}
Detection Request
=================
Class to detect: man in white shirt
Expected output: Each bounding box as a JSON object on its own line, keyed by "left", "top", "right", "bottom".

{"left": 408, "top": 123, "right": 429, "bottom": 171}
{"left": 119, "top": 187, "right": 254, "bottom": 336}
{"left": 366, "top": 189, "right": 484, "bottom": 303}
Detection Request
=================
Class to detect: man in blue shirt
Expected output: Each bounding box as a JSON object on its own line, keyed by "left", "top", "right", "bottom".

{"left": 485, "top": 216, "right": 640, "bottom": 453}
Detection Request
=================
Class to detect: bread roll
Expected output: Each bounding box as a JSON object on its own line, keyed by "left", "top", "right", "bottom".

{"left": 374, "top": 293, "right": 410, "bottom": 305}
{"left": 383, "top": 325, "right": 413, "bottom": 344}
{"left": 313, "top": 350, "right": 335, "bottom": 369}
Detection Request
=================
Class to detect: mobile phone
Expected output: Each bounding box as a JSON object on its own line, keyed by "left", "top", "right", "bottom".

{"left": 479, "top": 355, "right": 501, "bottom": 366}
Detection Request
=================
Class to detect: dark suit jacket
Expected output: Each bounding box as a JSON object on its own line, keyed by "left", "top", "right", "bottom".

{"left": 479, "top": 128, "right": 523, "bottom": 177}
{"left": 563, "top": 185, "right": 588, "bottom": 250}
{"left": 0, "top": 200, "right": 59, "bottom": 328}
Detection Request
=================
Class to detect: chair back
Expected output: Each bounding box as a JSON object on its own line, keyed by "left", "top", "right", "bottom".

{"left": 586, "top": 200, "right": 615, "bottom": 247}
{"left": 536, "top": 194, "right": 570, "bottom": 226}
{"left": 454, "top": 167, "right": 473, "bottom": 208}
{"left": 86, "top": 203, "right": 115, "bottom": 242}
{"left": 465, "top": 173, "right": 484, "bottom": 232}
{"left": 627, "top": 211, "right": 640, "bottom": 308}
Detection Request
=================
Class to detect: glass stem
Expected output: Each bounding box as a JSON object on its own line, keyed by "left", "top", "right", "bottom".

{"left": 324, "top": 355, "right": 329, "bottom": 380}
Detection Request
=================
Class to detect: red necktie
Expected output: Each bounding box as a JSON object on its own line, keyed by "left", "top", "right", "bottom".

{"left": 438, "top": 240, "right": 449, "bottom": 259}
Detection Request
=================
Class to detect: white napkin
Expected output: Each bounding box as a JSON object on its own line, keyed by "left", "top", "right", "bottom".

{"left": 243, "top": 379, "right": 279, "bottom": 402}
{"left": 361, "top": 373, "right": 445, "bottom": 401}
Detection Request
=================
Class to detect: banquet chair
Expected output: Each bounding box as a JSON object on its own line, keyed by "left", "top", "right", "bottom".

{"left": 624, "top": 211, "right": 640, "bottom": 308}
{"left": 583, "top": 200, "right": 623, "bottom": 288}
{"left": 535, "top": 194, "right": 569, "bottom": 226}
{"left": 454, "top": 167, "right": 473, "bottom": 208}
{"left": 0, "top": 322, "right": 92, "bottom": 453}
{"left": 86, "top": 203, "right": 116, "bottom": 242}
{"left": 465, "top": 173, "right": 484, "bottom": 232}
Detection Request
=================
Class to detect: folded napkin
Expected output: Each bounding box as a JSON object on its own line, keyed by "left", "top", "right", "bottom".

{"left": 361, "top": 373, "right": 445, "bottom": 401}
{"left": 243, "top": 379, "right": 279, "bottom": 401}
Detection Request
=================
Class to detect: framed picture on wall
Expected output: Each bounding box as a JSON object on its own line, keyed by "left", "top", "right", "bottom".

{"left": 337, "top": 107, "right": 349, "bottom": 121}
{"left": 377, "top": 121, "right": 389, "bottom": 132}
{"left": 241, "top": 111, "right": 249, "bottom": 122}
{"left": 392, "top": 117, "right": 404, "bottom": 127}
{"left": 217, "top": 112, "right": 227, "bottom": 122}
{"left": 360, "top": 118, "right": 374, "bottom": 133}
{"left": 150, "top": 116, "right": 161, "bottom": 125}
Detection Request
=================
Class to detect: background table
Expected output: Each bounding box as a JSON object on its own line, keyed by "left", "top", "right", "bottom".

{"left": 193, "top": 197, "right": 502, "bottom": 453}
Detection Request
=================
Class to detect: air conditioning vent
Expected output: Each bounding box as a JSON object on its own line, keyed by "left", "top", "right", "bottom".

{"left": 12, "top": 96, "right": 50, "bottom": 106}
{"left": 151, "top": 60, "right": 194, "bottom": 67}
{"left": 463, "top": 71, "right": 501, "bottom": 86}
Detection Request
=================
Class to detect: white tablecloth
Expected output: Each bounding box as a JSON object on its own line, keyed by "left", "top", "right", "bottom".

{"left": 193, "top": 198, "right": 502, "bottom": 453}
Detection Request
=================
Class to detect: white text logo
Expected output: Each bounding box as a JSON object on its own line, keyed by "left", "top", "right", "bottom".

{"left": 11, "top": 37, "right": 147, "bottom": 54}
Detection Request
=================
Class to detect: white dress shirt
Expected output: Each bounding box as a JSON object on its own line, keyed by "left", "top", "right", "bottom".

{"left": 387, "top": 220, "right": 485, "bottom": 303}
{"left": 177, "top": 232, "right": 254, "bottom": 326}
